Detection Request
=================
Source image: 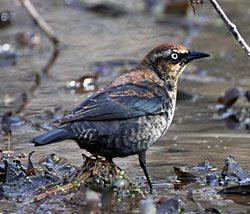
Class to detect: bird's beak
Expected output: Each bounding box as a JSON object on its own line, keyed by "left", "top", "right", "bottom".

{"left": 185, "top": 50, "right": 210, "bottom": 63}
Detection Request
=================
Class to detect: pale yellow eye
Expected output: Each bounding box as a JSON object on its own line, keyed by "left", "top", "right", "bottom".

{"left": 171, "top": 53, "right": 179, "bottom": 60}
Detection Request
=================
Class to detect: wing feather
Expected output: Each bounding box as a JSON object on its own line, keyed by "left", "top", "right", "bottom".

{"left": 59, "top": 81, "right": 169, "bottom": 123}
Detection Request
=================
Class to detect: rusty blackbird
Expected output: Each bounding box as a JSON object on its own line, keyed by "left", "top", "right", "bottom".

{"left": 31, "top": 44, "right": 209, "bottom": 191}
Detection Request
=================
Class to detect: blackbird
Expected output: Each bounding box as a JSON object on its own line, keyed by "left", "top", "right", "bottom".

{"left": 31, "top": 44, "right": 209, "bottom": 191}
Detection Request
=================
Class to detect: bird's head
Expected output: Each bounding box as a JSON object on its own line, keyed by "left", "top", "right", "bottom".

{"left": 141, "top": 43, "right": 209, "bottom": 84}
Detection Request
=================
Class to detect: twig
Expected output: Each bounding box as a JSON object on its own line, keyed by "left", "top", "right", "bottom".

{"left": 32, "top": 171, "right": 92, "bottom": 202}
{"left": 18, "top": 0, "right": 60, "bottom": 49}
{"left": 209, "top": 0, "right": 250, "bottom": 57}
{"left": 41, "top": 47, "right": 60, "bottom": 76}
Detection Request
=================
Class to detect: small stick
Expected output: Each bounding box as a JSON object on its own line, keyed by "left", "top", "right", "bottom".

{"left": 41, "top": 48, "right": 60, "bottom": 76}
{"left": 18, "top": 0, "right": 60, "bottom": 48}
{"left": 209, "top": 0, "right": 250, "bottom": 57}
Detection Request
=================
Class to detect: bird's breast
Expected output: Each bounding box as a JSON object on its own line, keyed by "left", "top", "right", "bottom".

{"left": 116, "top": 99, "right": 176, "bottom": 153}
{"left": 163, "top": 97, "right": 176, "bottom": 132}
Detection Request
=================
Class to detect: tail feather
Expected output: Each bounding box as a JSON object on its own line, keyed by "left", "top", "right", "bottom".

{"left": 31, "top": 128, "right": 74, "bottom": 146}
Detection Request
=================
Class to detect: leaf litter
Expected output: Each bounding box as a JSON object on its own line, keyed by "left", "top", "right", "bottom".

{"left": 0, "top": 151, "right": 144, "bottom": 212}
{"left": 1, "top": 151, "right": 250, "bottom": 212}
{"left": 216, "top": 87, "right": 250, "bottom": 131}
{"left": 173, "top": 156, "right": 250, "bottom": 209}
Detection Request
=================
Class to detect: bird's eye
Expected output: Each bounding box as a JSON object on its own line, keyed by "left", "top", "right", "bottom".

{"left": 171, "top": 53, "right": 179, "bottom": 60}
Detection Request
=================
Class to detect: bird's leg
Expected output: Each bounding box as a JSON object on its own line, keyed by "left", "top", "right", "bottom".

{"left": 138, "top": 150, "right": 153, "bottom": 193}
{"left": 7, "top": 132, "right": 11, "bottom": 153}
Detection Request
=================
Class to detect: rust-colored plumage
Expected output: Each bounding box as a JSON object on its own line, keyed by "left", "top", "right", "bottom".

{"left": 31, "top": 44, "right": 209, "bottom": 191}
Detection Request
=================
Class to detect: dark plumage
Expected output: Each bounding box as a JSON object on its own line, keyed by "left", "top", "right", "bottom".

{"left": 31, "top": 44, "right": 209, "bottom": 191}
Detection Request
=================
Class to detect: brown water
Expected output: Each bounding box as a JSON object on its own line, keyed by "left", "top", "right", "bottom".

{"left": 1, "top": 0, "right": 250, "bottom": 213}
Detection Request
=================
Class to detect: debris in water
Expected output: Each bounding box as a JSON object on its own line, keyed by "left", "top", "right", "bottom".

{"left": 218, "top": 185, "right": 250, "bottom": 205}
{"left": 218, "top": 88, "right": 243, "bottom": 108}
{"left": 174, "top": 166, "right": 199, "bottom": 182}
{"left": 172, "top": 156, "right": 250, "bottom": 207}
{"left": 65, "top": 75, "right": 98, "bottom": 94}
{"left": 0, "top": 11, "right": 15, "bottom": 28}
{"left": 174, "top": 166, "right": 199, "bottom": 190}
{"left": 0, "top": 44, "right": 17, "bottom": 66}
{"left": 0, "top": 151, "right": 142, "bottom": 212}
{"left": 220, "top": 156, "right": 250, "bottom": 185}
{"left": 189, "top": 160, "right": 216, "bottom": 172}
{"left": 219, "top": 185, "right": 250, "bottom": 195}
{"left": 217, "top": 87, "right": 250, "bottom": 131}
{"left": 15, "top": 32, "right": 41, "bottom": 49}
{"left": 1, "top": 153, "right": 250, "bottom": 211}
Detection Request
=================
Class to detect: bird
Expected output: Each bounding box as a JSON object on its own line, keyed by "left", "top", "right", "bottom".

{"left": 31, "top": 43, "right": 209, "bottom": 192}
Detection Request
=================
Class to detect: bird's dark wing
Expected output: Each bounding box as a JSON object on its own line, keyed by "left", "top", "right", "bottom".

{"left": 59, "top": 82, "right": 169, "bottom": 123}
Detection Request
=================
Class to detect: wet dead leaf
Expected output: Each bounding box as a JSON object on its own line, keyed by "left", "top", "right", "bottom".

{"left": 217, "top": 88, "right": 250, "bottom": 131}
{"left": 219, "top": 185, "right": 250, "bottom": 205}
{"left": 219, "top": 185, "right": 250, "bottom": 195}
{"left": 26, "top": 151, "right": 36, "bottom": 176}
{"left": 221, "top": 156, "right": 250, "bottom": 184}
{"left": 218, "top": 88, "right": 243, "bottom": 108}
{"left": 174, "top": 167, "right": 199, "bottom": 182}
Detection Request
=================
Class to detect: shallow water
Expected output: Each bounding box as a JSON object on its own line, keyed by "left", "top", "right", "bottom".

{"left": 1, "top": 0, "right": 250, "bottom": 212}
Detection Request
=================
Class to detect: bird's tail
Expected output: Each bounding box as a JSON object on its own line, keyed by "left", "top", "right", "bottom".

{"left": 31, "top": 127, "right": 75, "bottom": 146}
